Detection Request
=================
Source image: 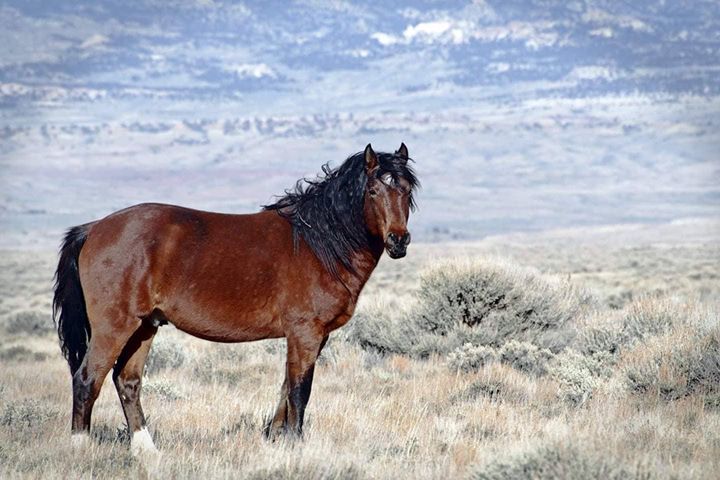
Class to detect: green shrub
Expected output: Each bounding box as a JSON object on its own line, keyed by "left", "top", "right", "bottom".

{"left": 145, "top": 335, "right": 188, "bottom": 375}
{"left": 447, "top": 343, "right": 497, "bottom": 373}
{"left": 450, "top": 374, "right": 528, "bottom": 405}
{"left": 414, "top": 258, "right": 592, "bottom": 352}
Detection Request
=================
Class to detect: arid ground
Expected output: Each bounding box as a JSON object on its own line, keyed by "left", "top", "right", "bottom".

{"left": 1, "top": 219, "right": 718, "bottom": 479}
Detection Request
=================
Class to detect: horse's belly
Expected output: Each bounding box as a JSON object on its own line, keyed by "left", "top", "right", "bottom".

{"left": 162, "top": 304, "right": 285, "bottom": 343}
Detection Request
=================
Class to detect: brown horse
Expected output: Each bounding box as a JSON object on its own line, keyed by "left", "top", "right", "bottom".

{"left": 52, "top": 143, "right": 418, "bottom": 455}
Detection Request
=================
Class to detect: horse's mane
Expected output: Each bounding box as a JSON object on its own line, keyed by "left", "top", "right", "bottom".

{"left": 263, "top": 150, "right": 418, "bottom": 277}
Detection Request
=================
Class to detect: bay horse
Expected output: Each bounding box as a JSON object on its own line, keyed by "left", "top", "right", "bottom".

{"left": 52, "top": 143, "right": 418, "bottom": 456}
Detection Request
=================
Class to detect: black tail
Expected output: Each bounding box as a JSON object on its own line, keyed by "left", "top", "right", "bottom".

{"left": 53, "top": 224, "right": 93, "bottom": 375}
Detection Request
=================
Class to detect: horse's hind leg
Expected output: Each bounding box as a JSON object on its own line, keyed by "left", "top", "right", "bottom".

{"left": 71, "top": 315, "right": 140, "bottom": 445}
{"left": 113, "top": 322, "right": 158, "bottom": 456}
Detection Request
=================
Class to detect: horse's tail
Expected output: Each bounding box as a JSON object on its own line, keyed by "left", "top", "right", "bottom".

{"left": 53, "top": 223, "right": 94, "bottom": 375}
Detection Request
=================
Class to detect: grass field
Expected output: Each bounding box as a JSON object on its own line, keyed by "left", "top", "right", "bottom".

{"left": 0, "top": 220, "right": 718, "bottom": 479}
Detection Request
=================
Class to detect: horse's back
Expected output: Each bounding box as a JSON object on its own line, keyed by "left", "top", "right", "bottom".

{"left": 77, "top": 203, "right": 295, "bottom": 341}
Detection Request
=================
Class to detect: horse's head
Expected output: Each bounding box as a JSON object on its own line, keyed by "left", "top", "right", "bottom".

{"left": 363, "top": 143, "right": 417, "bottom": 259}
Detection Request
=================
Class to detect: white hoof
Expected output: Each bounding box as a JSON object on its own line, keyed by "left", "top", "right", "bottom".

{"left": 131, "top": 427, "right": 159, "bottom": 457}
{"left": 71, "top": 432, "right": 91, "bottom": 449}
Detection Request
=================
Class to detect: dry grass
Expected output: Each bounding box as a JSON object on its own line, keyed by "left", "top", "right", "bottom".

{"left": 0, "top": 237, "right": 719, "bottom": 479}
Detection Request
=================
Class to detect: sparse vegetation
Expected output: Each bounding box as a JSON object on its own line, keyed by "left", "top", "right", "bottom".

{"left": 145, "top": 335, "right": 189, "bottom": 375}
{"left": 4, "top": 310, "right": 53, "bottom": 336}
{"left": 0, "top": 345, "right": 48, "bottom": 362}
{"left": 468, "top": 442, "right": 646, "bottom": 480}
{"left": 447, "top": 343, "right": 497, "bottom": 373}
{"left": 498, "top": 340, "right": 554, "bottom": 376}
{"left": 1, "top": 400, "right": 58, "bottom": 430}
{"left": 447, "top": 341, "right": 554, "bottom": 376}
{"left": 143, "top": 378, "right": 187, "bottom": 401}
{"left": 0, "top": 240, "right": 718, "bottom": 479}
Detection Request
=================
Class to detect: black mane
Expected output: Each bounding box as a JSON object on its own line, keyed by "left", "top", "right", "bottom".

{"left": 263, "top": 150, "right": 418, "bottom": 276}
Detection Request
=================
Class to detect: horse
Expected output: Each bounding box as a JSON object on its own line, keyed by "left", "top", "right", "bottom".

{"left": 52, "top": 143, "right": 418, "bottom": 456}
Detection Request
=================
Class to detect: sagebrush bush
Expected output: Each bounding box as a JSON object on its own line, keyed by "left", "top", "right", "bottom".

{"left": 145, "top": 335, "right": 188, "bottom": 375}
{"left": 191, "top": 344, "right": 259, "bottom": 384}
{"left": 4, "top": 310, "right": 53, "bottom": 335}
{"left": 347, "top": 258, "right": 594, "bottom": 357}
{"left": 344, "top": 300, "right": 427, "bottom": 356}
{"left": 623, "top": 324, "right": 720, "bottom": 400}
{"left": 579, "top": 297, "right": 692, "bottom": 357}
{"left": 450, "top": 365, "right": 529, "bottom": 404}
{"left": 244, "top": 463, "right": 363, "bottom": 480}
{"left": 414, "top": 258, "right": 593, "bottom": 352}
{"left": 499, "top": 340, "right": 554, "bottom": 376}
{"left": 620, "top": 297, "right": 680, "bottom": 345}
{"left": 0, "top": 345, "right": 47, "bottom": 362}
{"left": 578, "top": 322, "right": 623, "bottom": 356}
{"left": 447, "top": 343, "right": 497, "bottom": 372}
{"left": 317, "top": 335, "right": 340, "bottom": 366}
{"left": 144, "top": 378, "right": 186, "bottom": 401}
{"left": 469, "top": 442, "right": 645, "bottom": 480}
{"left": 548, "top": 349, "right": 611, "bottom": 406}
{"left": 0, "top": 400, "right": 58, "bottom": 430}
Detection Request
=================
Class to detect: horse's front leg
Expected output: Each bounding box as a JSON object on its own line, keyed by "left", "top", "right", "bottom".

{"left": 271, "top": 327, "right": 327, "bottom": 438}
{"left": 265, "top": 376, "right": 288, "bottom": 439}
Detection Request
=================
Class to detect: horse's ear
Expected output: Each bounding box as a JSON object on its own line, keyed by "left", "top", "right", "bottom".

{"left": 365, "top": 143, "right": 378, "bottom": 173}
{"left": 396, "top": 142, "right": 409, "bottom": 162}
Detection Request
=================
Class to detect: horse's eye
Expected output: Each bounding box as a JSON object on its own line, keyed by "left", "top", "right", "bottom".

{"left": 369, "top": 188, "right": 378, "bottom": 196}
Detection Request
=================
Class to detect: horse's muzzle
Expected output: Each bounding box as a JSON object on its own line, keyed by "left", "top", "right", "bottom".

{"left": 385, "top": 232, "right": 411, "bottom": 259}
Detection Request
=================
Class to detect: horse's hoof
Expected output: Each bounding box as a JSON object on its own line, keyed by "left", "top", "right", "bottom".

{"left": 71, "top": 433, "right": 91, "bottom": 450}
{"left": 264, "top": 426, "right": 304, "bottom": 444}
{"left": 263, "top": 426, "right": 284, "bottom": 442}
{"left": 131, "top": 428, "right": 159, "bottom": 457}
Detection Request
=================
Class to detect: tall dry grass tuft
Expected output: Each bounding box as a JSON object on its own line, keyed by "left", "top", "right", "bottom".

{"left": 578, "top": 296, "right": 702, "bottom": 357}
{"left": 623, "top": 323, "right": 720, "bottom": 401}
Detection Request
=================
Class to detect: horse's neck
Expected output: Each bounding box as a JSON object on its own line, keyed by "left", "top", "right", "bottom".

{"left": 339, "top": 241, "right": 384, "bottom": 298}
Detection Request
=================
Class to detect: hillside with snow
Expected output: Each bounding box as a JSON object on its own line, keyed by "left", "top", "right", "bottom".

{"left": 1, "top": 1, "right": 718, "bottom": 247}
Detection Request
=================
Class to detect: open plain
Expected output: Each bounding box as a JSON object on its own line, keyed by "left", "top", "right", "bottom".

{"left": 0, "top": 219, "right": 718, "bottom": 479}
